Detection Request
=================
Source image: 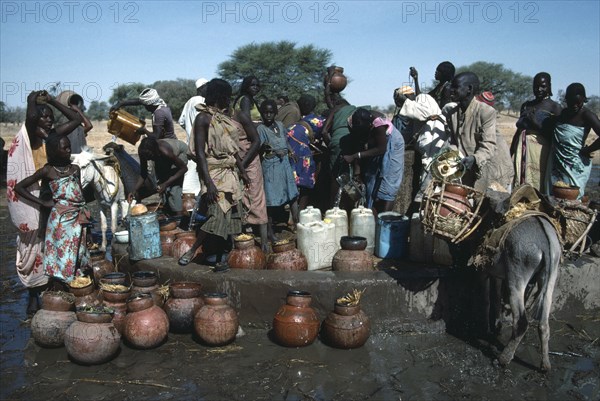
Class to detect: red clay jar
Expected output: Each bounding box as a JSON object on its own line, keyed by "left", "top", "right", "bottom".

{"left": 194, "top": 292, "right": 238, "bottom": 346}
{"left": 64, "top": 310, "right": 120, "bottom": 365}
{"left": 103, "top": 300, "right": 127, "bottom": 335}
{"left": 332, "top": 236, "right": 373, "bottom": 272}
{"left": 267, "top": 241, "right": 308, "bottom": 271}
{"left": 172, "top": 231, "right": 198, "bottom": 261}
{"left": 30, "top": 292, "right": 76, "bottom": 347}
{"left": 228, "top": 236, "right": 266, "bottom": 270}
{"left": 182, "top": 193, "right": 196, "bottom": 216}
{"left": 160, "top": 230, "right": 177, "bottom": 257}
{"left": 100, "top": 272, "right": 127, "bottom": 286}
{"left": 272, "top": 290, "right": 320, "bottom": 347}
{"left": 321, "top": 303, "right": 370, "bottom": 349}
{"left": 123, "top": 293, "right": 169, "bottom": 349}
{"left": 328, "top": 66, "right": 347, "bottom": 93}
{"left": 164, "top": 282, "right": 204, "bottom": 333}
{"left": 436, "top": 185, "right": 472, "bottom": 217}
{"left": 131, "top": 271, "right": 164, "bottom": 307}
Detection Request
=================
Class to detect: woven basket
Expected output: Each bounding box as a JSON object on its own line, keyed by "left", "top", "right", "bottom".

{"left": 420, "top": 181, "right": 487, "bottom": 243}
{"left": 555, "top": 201, "right": 596, "bottom": 253}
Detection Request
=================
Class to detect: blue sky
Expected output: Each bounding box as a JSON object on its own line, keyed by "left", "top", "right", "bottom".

{"left": 1, "top": 0, "right": 599, "bottom": 109}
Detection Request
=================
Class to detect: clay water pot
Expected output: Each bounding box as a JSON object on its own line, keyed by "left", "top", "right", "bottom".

{"left": 30, "top": 292, "right": 76, "bottom": 347}
{"left": 101, "top": 287, "right": 131, "bottom": 304}
{"left": 91, "top": 258, "right": 115, "bottom": 285}
{"left": 131, "top": 271, "right": 164, "bottom": 307}
{"left": 100, "top": 272, "right": 128, "bottom": 286}
{"left": 69, "top": 280, "right": 101, "bottom": 308}
{"left": 194, "top": 293, "right": 238, "bottom": 346}
{"left": 332, "top": 236, "right": 374, "bottom": 272}
{"left": 328, "top": 66, "right": 347, "bottom": 93}
{"left": 552, "top": 184, "right": 580, "bottom": 200}
{"left": 164, "top": 282, "right": 204, "bottom": 333}
{"left": 436, "top": 187, "right": 472, "bottom": 217}
{"left": 321, "top": 303, "right": 370, "bottom": 349}
{"left": 266, "top": 240, "right": 308, "bottom": 271}
{"left": 103, "top": 300, "right": 127, "bottom": 335}
{"left": 64, "top": 309, "right": 120, "bottom": 365}
{"left": 228, "top": 236, "right": 266, "bottom": 270}
{"left": 123, "top": 293, "right": 169, "bottom": 349}
{"left": 182, "top": 193, "right": 196, "bottom": 216}
{"left": 172, "top": 231, "right": 198, "bottom": 261}
{"left": 272, "top": 290, "right": 320, "bottom": 347}
{"left": 160, "top": 230, "right": 177, "bottom": 257}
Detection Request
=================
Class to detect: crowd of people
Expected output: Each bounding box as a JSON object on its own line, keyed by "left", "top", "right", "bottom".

{"left": 6, "top": 62, "right": 600, "bottom": 314}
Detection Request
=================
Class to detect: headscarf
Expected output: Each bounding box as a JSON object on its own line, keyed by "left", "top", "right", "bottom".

{"left": 195, "top": 78, "right": 208, "bottom": 89}
{"left": 139, "top": 88, "right": 167, "bottom": 107}
{"left": 395, "top": 86, "right": 415, "bottom": 96}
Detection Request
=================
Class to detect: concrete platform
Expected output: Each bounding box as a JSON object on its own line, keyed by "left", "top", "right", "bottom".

{"left": 112, "top": 244, "right": 600, "bottom": 335}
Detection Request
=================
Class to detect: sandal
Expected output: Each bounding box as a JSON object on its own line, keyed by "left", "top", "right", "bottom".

{"left": 178, "top": 250, "right": 196, "bottom": 266}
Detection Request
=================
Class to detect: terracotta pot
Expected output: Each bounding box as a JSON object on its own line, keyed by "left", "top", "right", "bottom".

{"left": 228, "top": 237, "right": 266, "bottom": 270}
{"left": 267, "top": 241, "right": 308, "bottom": 271}
{"left": 194, "top": 293, "right": 238, "bottom": 346}
{"left": 436, "top": 191, "right": 472, "bottom": 217}
{"left": 64, "top": 313, "right": 121, "bottom": 365}
{"left": 272, "top": 290, "right": 320, "bottom": 347}
{"left": 182, "top": 194, "right": 196, "bottom": 216}
{"left": 69, "top": 281, "right": 95, "bottom": 297}
{"left": 40, "top": 291, "right": 75, "bottom": 312}
{"left": 123, "top": 294, "right": 169, "bottom": 349}
{"left": 160, "top": 230, "right": 177, "bottom": 257}
{"left": 103, "top": 300, "right": 127, "bottom": 335}
{"left": 321, "top": 303, "right": 370, "bottom": 349}
{"left": 100, "top": 272, "right": 128, "bottom": 286}
{"left": 172, "top": 231, "right": 197, "bottom": 261}
{"left": 164, "top": 282, "right": 204, "bottom": 333}
{"left": 552, "top": 185, "right": 580, "bottom": 200}
{"left": 131, "top": 271, "right": 157, "bottom": 287}
{"left": 91, "top": 258, "right": 115, "bottom": 285}
{"left": 159, "top": 220, "right": 178, "bottom": 232}
{"left": 101, "top": 288, "right": 131, "bottom": 303}
{"left": 31, "top": 294, "right": 76, "bottom": 348}
{"left": 76, "top": 310, "right": 114, "bottom": 324}
{"left": 328, "top": 66, "right": 347, "bottom": 93}
{"left": 69, "top": 282, "right": 101, "bottom": 308}
{"left": 339, "top": 236, "right": 367, "bottom": 251}
{"left": 332, "top": 237, "right": 374, "bottom": 272}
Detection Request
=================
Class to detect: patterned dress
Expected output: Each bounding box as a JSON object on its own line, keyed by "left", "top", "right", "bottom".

{"left": 286, "top": 113, "right": 324, "bottom": 189}
{"left": 44, "top": 174, "right": 90, "bottom": 282}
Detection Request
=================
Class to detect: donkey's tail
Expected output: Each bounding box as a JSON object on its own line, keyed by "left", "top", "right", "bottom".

{"left": 529, "top": 217, "right": 561, "bottom": 321}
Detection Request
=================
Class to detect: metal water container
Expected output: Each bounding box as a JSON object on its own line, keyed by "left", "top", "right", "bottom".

{"left": 128, "top": 212, "right": 162, "bottom": 260}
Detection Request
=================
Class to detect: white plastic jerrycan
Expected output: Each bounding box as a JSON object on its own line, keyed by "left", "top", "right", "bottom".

{"left": 297, "top": 220, "right": 337, "bottom": 270}
{"left": 350, "top": 206, "right": 376, "bottom": 255}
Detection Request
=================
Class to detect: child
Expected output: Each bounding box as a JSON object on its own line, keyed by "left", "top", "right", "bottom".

{"left": 257, "top": 100, "right": 300, "bottom": 241}
{"left": 15, "top": 135, "right": 90, "bottom": 287}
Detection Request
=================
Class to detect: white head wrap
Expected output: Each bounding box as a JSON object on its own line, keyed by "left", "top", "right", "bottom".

{"left": 139, "top": 88, "right": 166, "bottom": 107}
{"left": 195, "top": 78, "right": 208, "bottom": 89}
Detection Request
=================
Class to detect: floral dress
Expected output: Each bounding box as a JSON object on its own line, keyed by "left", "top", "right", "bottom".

{"left": 286, "top": 113, "right": 324, "bottom": 189}
{"left": 44, "top": 174, "right": 90, "bottom": 282}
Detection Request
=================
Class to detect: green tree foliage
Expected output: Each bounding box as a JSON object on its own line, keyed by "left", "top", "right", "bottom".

{"left": 87, "top": 101, "right": 110, "bottom": 121}
{"left": 218, "top": 41, "right": 332, "bottom": 110}
{"left": 151, "top": 78, "right": 196, "bottom": 120}
{"left": 0, "top": 104, "right": 25, "bottom": 124}
{"left": 456, "top": 62, "right": 531, "bottom": 112}
{"left": 109, "top": 82, "right": 149, "bottom": 119}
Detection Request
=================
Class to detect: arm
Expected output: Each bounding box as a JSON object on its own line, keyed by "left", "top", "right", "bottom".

{"left": 344, "top": 126, "right": 388, "bottom": 164}
{"left": 25, "top": 91, "right": 42, "bottom": 136}
{"left": 111, "top": 98, "right": 142, "bottom": 112}
{"left": 409, "top": 67, "right": 420, "bottom": 96}
{"left": 472, "top": 107, "right": 497, "bottom": 167}
{"left": 194, "top": 113, "right": 219, "bottom": 204}
{"left": 581, "top": 109, "right": 600, "bottom": 157}
{"left": 236, "top": 111, "right": 261, "bottom": 168}
{"left": 128, "top": 156, "right": 148, "bottom": 202}
{"left": 156, "top": 141, "right": 188, "bottom": 191}
{"left": 49, "top": 95, "right": 83, "bottom": 136}
{"left": 14, "top": 166, "right": 53, "bottom": 209}
{"left": 70, "top": 103, "right": 93, "bottom": 134}
{"left": 235, "top": 153, "right": 250, "bottom": 187}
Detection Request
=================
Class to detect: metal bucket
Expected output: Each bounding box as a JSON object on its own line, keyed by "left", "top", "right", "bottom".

{"left": 128, "top": 212, "right": 162, "bottom": 260}
{"left": 107, "top": 109, "right": 145, "bottom": 145}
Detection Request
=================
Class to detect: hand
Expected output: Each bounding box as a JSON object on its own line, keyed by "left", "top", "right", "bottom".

{"left": 42, "top": 199, "right": 55, "bottom": 209}
{"left": 240, "top": 171, "right": 250, "bottom": 188}
{"left": 136, "top": 126, "right": 148, "bottom": 136}
{"left": 110, "top": 102, "right": 122, "bottom": 113}
{"left": 205, "top": 181, "right": 219, "bottom": 205}
{"left": 156, "top": 184, "right": 165, "bottom": 195}
{"left": 580, "top": 146, "right": 594, "bottom": 159}
{"left": 409, "top": 67, "right": 418, "bottom": 79}
{"left": 394, "top": 92, "right": 407, "bottom": 107}
{"left": 461, "top": 155, "right": 476, "bottom": 170}
{"left": 343, "top": 154, "right": 356, "bottom": 164}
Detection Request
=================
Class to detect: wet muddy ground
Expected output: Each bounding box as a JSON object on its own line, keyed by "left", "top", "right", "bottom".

{"left": 2, "top": 196, "right": 600, "bottom": 400}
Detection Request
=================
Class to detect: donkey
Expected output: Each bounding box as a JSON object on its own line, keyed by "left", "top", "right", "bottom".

{"left": 72, "top": 149, "right": 130, "bottom": 251}
{"left": 482, "top": 214, "right": 561, "bottom": 372}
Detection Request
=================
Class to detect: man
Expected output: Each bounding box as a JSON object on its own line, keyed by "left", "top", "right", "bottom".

{"left": 275, "top": 94, "right": 301, "bottom": 128}
{"left": 445, "top": 72, "right": 498, "bottom": 191}
{"left": 410, "top": 61, "right": 455, "bottom": 108}
{"left": 178, "top": 78, "right": 208, "bottom": 195}
{"left": 112, "top": 88, "right": 176, "bottom": 140}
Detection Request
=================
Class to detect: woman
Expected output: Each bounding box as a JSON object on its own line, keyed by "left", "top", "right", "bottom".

{"left": 511, "top": 72, "right": 562, "bottom": 192}
{"left": 232, "top": 76, "right": 262, "bottom": 123}
{"left": 15, "top": 135, "right": 90, "bottom": 287}
{"left": 286, "top": 94, "right": 325, "bottom": 210}
{"left": 546, "top": 83, "right": 600, "bottom": 199}
{"left": 128, "top": 136, "right": 188, "bottom": 216}
{"left": 343, "top": 108, "right": 405, "bottom": 215}
{"left": 178, "top": 79, "right": 250, "bottom": 266}
{"left": 258, "top": 100, "right": 300, "bottom": 240}
{"left": 7, "top": 90, "right": 83, "bottom": 315}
